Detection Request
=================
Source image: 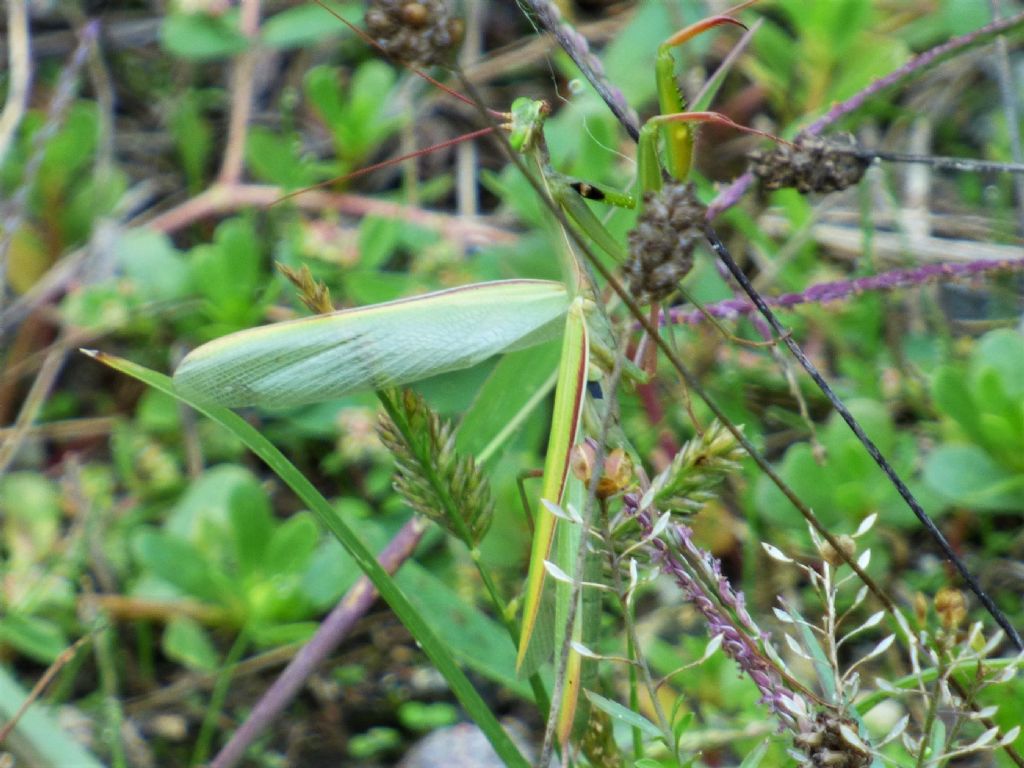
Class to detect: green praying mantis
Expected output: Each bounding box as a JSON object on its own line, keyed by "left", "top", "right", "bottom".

{"left": 173, "top": 0, "right": 767, "bottom": 751}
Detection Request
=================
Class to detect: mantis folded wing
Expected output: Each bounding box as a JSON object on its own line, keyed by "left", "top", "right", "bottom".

{"left": 173, "top": 266, "right": 599, "bottom": 739}
{"left": 173, "top": 279, "right": 570, "bottom": 407}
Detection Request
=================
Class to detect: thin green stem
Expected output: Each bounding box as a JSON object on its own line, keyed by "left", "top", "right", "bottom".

{"left": 91, "top": 611, "right": 126, "bottom": 768}
{"left": 191, "top": 625, "right": 250, "bottom": 767}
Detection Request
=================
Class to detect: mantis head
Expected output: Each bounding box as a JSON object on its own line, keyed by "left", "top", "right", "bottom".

{"left": 504, "top": 98, "right": 551, "bottom": 154}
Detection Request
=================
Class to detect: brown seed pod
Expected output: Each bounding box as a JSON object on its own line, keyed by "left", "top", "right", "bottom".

{"left": 364, "top": 0, "right": 464, "bottom": 67}
{"left": 794, "top": 711, "right": 871, "bottom": 768}
{"left": 749, "top": 133, "right": 870, "bottom": 194}
{"left": 624, "top": 182, "right": 706, "bottom": 304}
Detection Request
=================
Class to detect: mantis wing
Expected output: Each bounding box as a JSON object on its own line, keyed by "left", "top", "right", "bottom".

{"left": 174, "top": 279, "right": 570, "bottom": 407}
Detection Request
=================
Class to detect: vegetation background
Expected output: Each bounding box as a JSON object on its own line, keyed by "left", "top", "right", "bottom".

{"left": 1, "top": 0, "right": 1022, "bottom": 766}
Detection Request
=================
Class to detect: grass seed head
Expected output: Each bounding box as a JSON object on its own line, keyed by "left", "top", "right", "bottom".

{"left": 934, "top": 587, "right": 967, "bottom": 630}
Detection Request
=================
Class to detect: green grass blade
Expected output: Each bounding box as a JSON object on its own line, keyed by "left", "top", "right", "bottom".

{"left": 0, "top": 665, "right": 105, "bottom": 768}
{"left": 81, "top": 350, "right": 531, "bottom": 768}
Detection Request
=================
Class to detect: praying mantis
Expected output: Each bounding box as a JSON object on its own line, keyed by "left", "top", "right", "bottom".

{"left": 172, "top": 0, "right": 770, "bottom": 755}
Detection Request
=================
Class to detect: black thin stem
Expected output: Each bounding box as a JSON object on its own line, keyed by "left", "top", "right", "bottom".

{"left": 702, "top": 224, "right": 1023, "bottom": 652}
{"left": 857, "top": 149, "right": 1024, "bottom": 176}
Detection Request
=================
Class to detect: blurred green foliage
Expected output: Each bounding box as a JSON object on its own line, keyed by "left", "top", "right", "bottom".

{"left": 2, "top": 1, "right": 1022, "bottom": 765}
{"left": 924, "top": 328, "right": 1024, "bottom": 512}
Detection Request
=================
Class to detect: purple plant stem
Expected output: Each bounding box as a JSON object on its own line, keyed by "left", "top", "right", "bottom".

{"left": 627, "top": 497, "right": 807, "bottom": 729}
{"left": 209, "top": 516, "right": 428, "bottom": 768}
{"left": 802, "top": 10, "right": 1024, "bottom": 136}
{"left": 662, "top": 258, "right": 1024, "bottom": 327}
{"left": 706, "top": 9, "right": 1024, "bottom": 221}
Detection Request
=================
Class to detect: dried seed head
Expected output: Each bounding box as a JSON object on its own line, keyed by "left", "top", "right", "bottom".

{"left": 749, "top": 133, "right": 869, "bottom": 194}
{"left": 276, "top": 263, "right": 334, "bottom": 314}
{"left": 624, "top": 182, "right": 706, "bottom": 304}
{"left": 934, "top": 587, "right": 968, "bottom": 630}
{"left": 571, "top": 441, "right": 634, "bottom": 500}
{"left": 914, "top": 591, "right": 929, "bottom": 625}
{"left": 818, "top": 534, "right": 856, "bottom": 567}
{"left": 600, "top": 449, "right": 633, "bottom": 498}
{"left": 365, "top": 0, "right": 464, "bottom": 67}
{"left": 570, "top": 441, "right": 596, "bottom": 486}
{"left": 795, "top": 711, "right": 871, "bottom": 768}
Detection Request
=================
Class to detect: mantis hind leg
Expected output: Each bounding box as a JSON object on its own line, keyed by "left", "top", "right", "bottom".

{"left": 516, "top": 468, "right": 544, "bottom": 535}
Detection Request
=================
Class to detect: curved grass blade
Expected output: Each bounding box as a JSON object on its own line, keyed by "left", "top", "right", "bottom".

{"left": 174, "top": 279, "right": 571, "bottom": 407}
{"left": 80, "top": 350, "right": 531, "bottom": 768}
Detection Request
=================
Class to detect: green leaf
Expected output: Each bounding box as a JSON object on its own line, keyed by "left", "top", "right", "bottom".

{"left": 583, "top": 689, "right": 663, "bottom": 739}
{"left": 357, "top": 216, "right": 403, "bottom": 270}
{"left": 160, "top": 11, "right": 248, "bottom": 60}
{"left": 163, "top": 616, "right": 220, "bottom": 671}
{"left": 300, "top": 509, "right": 392, "bottom": 609}
{"left": 923, "top": 444, "right": 1024, "bottom": 512}
{"left": 457, "top": 339, "right": 561, "bottom": 462}
{"left": 974, "top": 329, "right": 1024, "bottom": 397}
{"left": 168, "top": 91, "right": 213, "bottom": 193}
{"left": 133, "top": 529, "right": 238, "bottom": 606}
{"left": 136, "top": 388, "right": 183, "bottom": 434}
{"left": 304, "top": 65, "right": 347, "bottom": 138}
{"left": 115, "top": 229, "right": 190, "bottom": 304}
{"left": 214, "top": 217, "right": 262, "bottom": 302}
{"left": 250, "top": 621, "right": 318, "bottom": 646}
{"left": 738, "top": 740, "right": 771, "bottom": 768}
{"left": 265, "top": 511, "right": 319, "bottom": 575}
{"left": 188, "top": 216, "right": 265, "bottom": 328}
{"left": 261, "top": 2, "right": 361, "bottom": 49}
{"left": 397, "top": 701, "right": 459, "bottom": 731}
{"left": 941, "top": 0, "right": 990, "bottom": 36}
{"left": 39, "top": 103, "right": 99, "bottom": 194}
{"left": 755, "top": 399, "right": 929, "bottom": 530}
{"left": 245, "top": 127, "right": 314, "bottom": 188}
{"left": 63, "top": 169, "right": 127, "bottom": 244}
{"left": 228, "top": 484, "right": 273, "bottom": 579}
{"left": 166, "top": 465, "right": 271, "bottom": 548}
{"left": 0, "top": 472, "right": 61, "bottom": 560}
{"left": 396, "top": 562, "right": 530, "bottom": 698}
{"left": 338, "top": 60, "right": 400, "bottom": 160}
{"left": 932, "top": 365, "right": 986, "bottom": 444}
{"left": 0, "top": 613, "right": 68, "bottom": 664}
